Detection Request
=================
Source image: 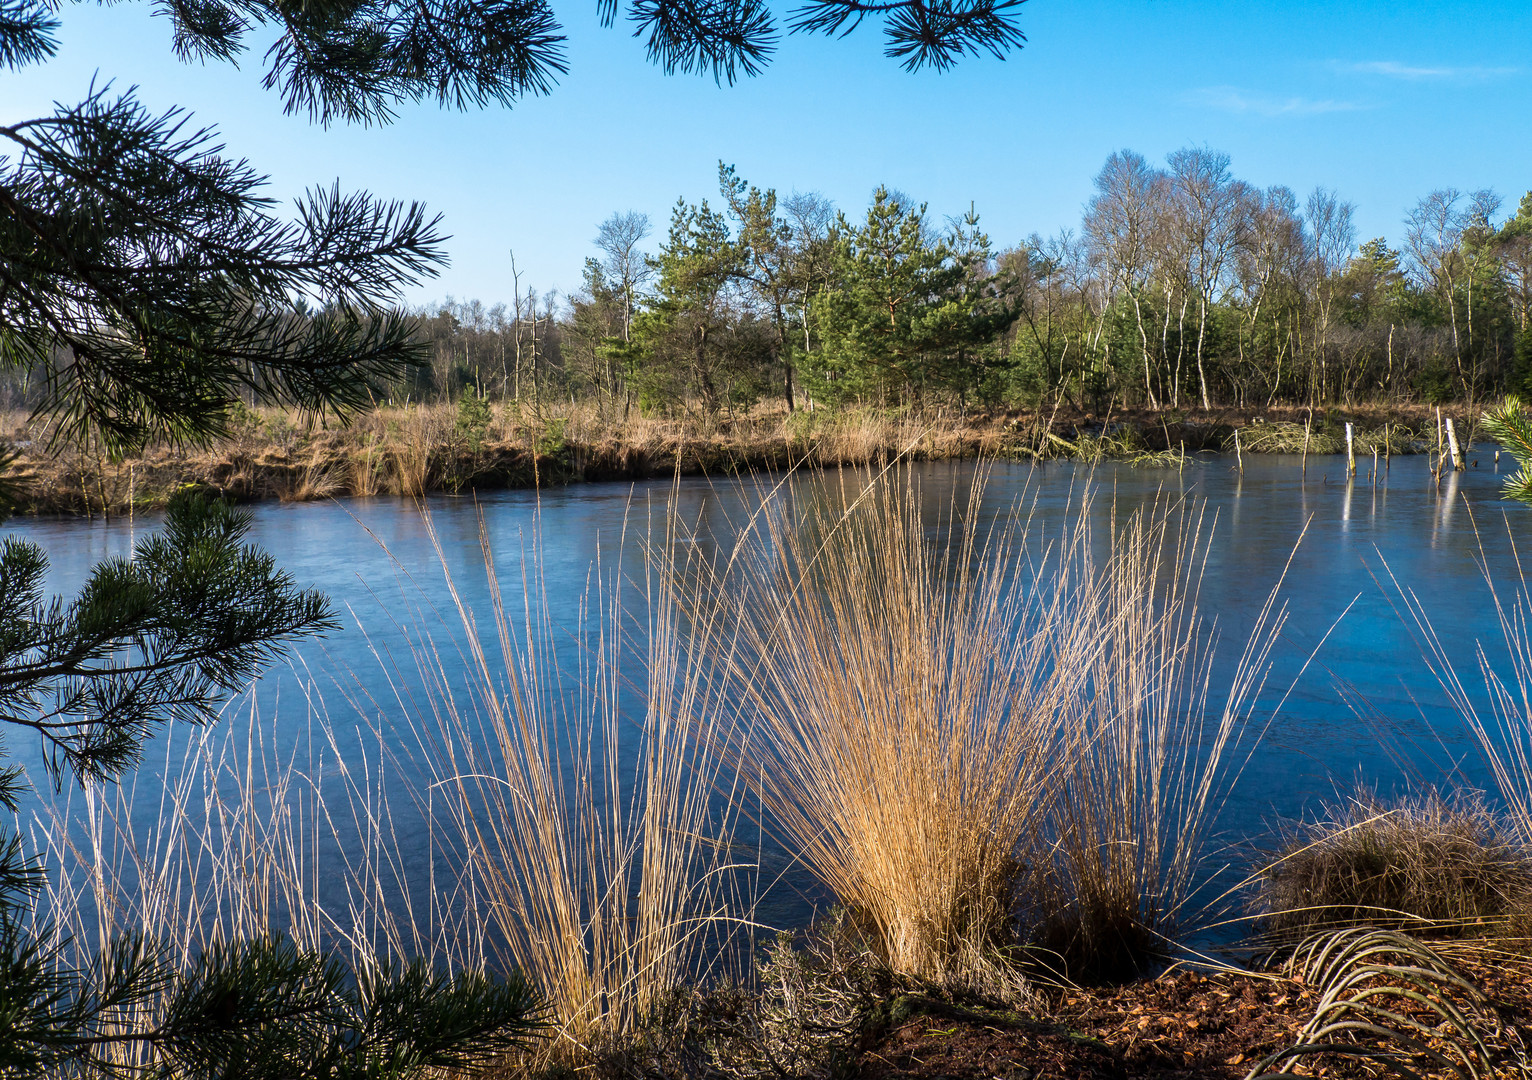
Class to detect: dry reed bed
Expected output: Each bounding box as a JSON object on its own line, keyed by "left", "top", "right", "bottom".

{"left": 0, "top": 400, "right": 1461, "bottom": 516}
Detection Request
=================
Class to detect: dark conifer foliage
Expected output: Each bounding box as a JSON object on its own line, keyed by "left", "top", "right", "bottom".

{"left": 0, "top": 89, "right": 445, "bottom": 454}
{"left": 0, "top": 0, "right": 581, "bottom": 1069}
{"left": 788, "top": 0, "right": 1026, "bottom": 71}
{"left": 0, "top": 493, "right": 333, "bottom": 785}
{"left": 0, "top": 494, "right": 550, "bottom": 1077}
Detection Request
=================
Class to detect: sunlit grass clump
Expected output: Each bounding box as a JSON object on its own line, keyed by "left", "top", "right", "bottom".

{"left": 695, "top": 468, "right": 1288, "bottom": 989}
{"left": 1254, "top": 790, "right": 1532, "bottom": 940}
{"left": 391, "top": 513, "right": 749, "bottom": 1063}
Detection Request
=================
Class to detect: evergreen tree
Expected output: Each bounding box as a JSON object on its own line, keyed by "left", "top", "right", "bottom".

{"left": 1513, "top": 324, "right": 1532, "bottom": 396}
{"left": 807, "top": 188, "right": 1012, "bottom": 407}
{"left": 1482, "top": 396, "right": 1532, "bottom": 505}
{"left": 0, "top": 493, "right": 548, "bottom": 1076}
{"left": 635, "top": 198, "right": 759, "bottom": 413}
{"left": 0, "top": 1, "right": 564, "bottom": 1072}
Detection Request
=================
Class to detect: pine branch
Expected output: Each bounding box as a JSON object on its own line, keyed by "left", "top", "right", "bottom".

{"left": 0, "top": 0, "right": 56, "bottom": 70}
{"left": 628, "top": 0, "right": 777, "bottom": 84}
{"left": 0, "top": 493, "right": 336, "bottom": 785}
{"left": 1483, "top": 397, "right": 1532, "bottom": 506}
{"left": 788, "top": 0, "right": 1026, "bottom": 70}
{"left": 2, "top": 87, "right": 444, "bottom": 453}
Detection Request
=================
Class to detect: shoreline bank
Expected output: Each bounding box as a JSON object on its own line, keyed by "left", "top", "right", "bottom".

{"left": 2, "top": 400, "right": 1475, "bottom": 516}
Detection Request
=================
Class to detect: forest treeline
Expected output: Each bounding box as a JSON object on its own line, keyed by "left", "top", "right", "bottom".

{"left": 10, "top": 152, "right": 1529, "bottom": 425}
{"left": 410, "top": 153, "right": 1532, "bottom": 419}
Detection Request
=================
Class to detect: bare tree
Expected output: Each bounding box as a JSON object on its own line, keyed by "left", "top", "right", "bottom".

{"left": 1304, "top": 186, "right": 1357, "bottom": 402}
{"left": 594, "top": 210, "right": 654, "bottom": 344}
{"left": 781, "top": 189, "right": 837, "bottom": 398}
{"left": 1084, "top": 149, "right": 1166, "bottom": 407}
{"left": 1405, "top": 189, "right": 1465, "bottom": 358}
{"left": 1167, "top": 146, "right": 1247, "bottom": 410}
{"left": 1235, "top": 185, "right": 1304, "bottom": 405}
{"left": 1460, "top": 189, "right": 1502, "bottom": 372}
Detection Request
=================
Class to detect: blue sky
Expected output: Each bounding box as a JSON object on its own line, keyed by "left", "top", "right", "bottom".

{"left": 7, "top": 0, "right": 1530, "bottom": 307}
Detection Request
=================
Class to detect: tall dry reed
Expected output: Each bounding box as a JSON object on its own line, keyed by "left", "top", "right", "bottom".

{"left": 696, "top": 468, "right": 1289, "bottom": 989}
{"left": 32, "top": 685, "right": 457, "bottom": 1073}
{"left": 701, "top": 470, "right": 1076, "bottom": 991}
{"left": 390, "top": 508, "right": 749, "bottom": 1060}
{"left": 1396, "top": 520, "right": 1532, "bottom": 850}
{"left": 1028, "top": 503, "right": 1288, "bottom": 980}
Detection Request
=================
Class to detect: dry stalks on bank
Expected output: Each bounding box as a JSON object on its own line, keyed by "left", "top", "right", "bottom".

{"left": 1253, "top": 790, "right": 1532, "bottom": 941}
{"left": 702, "top": 470, "right": 1076, "bottom": 994}
{"left": 1025, "top": 502, "right": 1289, "bottom": 983}
{"left": 697, "top": 468, "right": 1289, "bottom": 991}
{"left": 34, "top": 690, "right": 463, "bottom": 1074}
{"left": 390, "top": 509, "right": 750, "bottom": 1063}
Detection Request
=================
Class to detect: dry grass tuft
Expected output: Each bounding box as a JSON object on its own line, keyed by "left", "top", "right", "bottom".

{"left": 702, "top": 469, "right": 1072, "bottom": 994}
{"left": 1237, "top": 420, "right": 1341, "bottom": 455}
{"left": 394, "top": 507, "right": 749, "bottom": 1063}
{"left": 1024, "top": 503, "right": 1285, "bottom": 983}
{"left": 1253, "top": 789, "right": 1532, "bottom": 940}
{"left": 700, "top": 467, "right": 1286, "bottom": 991}
{"left": 387, "top": 406, "right": 447, "bottom": 495}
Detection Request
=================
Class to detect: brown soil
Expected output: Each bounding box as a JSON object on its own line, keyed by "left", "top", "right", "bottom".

{"left": 858, "top": 949, "right": 1532, "bottom": 1079}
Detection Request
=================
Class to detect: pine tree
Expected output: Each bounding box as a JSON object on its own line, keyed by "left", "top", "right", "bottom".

{"left": 0, "top": 492, "right": 549, "bottom": 1076}
{"left": 0, "top": 2, "right": 561, "bottom": 1073}
{"left": 807, "top": 188, "right": 1013, "bottom": 408}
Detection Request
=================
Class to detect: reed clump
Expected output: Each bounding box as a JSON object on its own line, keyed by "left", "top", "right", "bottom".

{"left": 1236, "top": 420, "right": 1341, "bottom": 455}
{"left": 1253, "top": 790, "right": 1532, "bottom": 941}
{"left": 1022, "top": 503, "right": 1284, "bottom": 983}
{"left": 700, "top": 469, "right": 1286, "bottom": 991}
{"left": 393, "top": 511, "right": 748, "bottom": 1064}
{"left": 701, "top": 472, "right": 1070, "bottom": 994}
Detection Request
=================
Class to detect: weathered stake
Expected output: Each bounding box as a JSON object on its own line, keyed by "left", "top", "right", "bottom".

{"left": 1345, "top": 421, "right": 1355, "bottom": 477}
{"left": 1445, "top": 417, "right": 1464, "bottom": 471}
{"left": 1234, "top": 428, "right": 1244, "bottom": 475}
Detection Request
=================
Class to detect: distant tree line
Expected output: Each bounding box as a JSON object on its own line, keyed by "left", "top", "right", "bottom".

{"left": 10, "top": 153, "right": 1528, "bottom": 426}
{"left": 405, "top": 154, "right": 1532, "bottom": 418}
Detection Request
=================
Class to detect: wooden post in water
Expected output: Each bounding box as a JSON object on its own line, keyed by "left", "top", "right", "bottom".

{"left": 1345, "top": 421, "right": 1356, "bottom": 477}
{"left": 1234, "top": 428, "right": 1244, "bottom": 475}
{"left": 1302, "top": 419, "right": 1311, "bottom": 478}
{"left": 1372, "top": 446, "right": 1378, "bottom": 488}
{"left": 1445, "top": 417, "right": 1464, "bottom": 471}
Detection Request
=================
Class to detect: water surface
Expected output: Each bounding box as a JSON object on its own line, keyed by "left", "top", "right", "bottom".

{"left": 8, "top": 452, "right": 1527, "bottom": 942}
